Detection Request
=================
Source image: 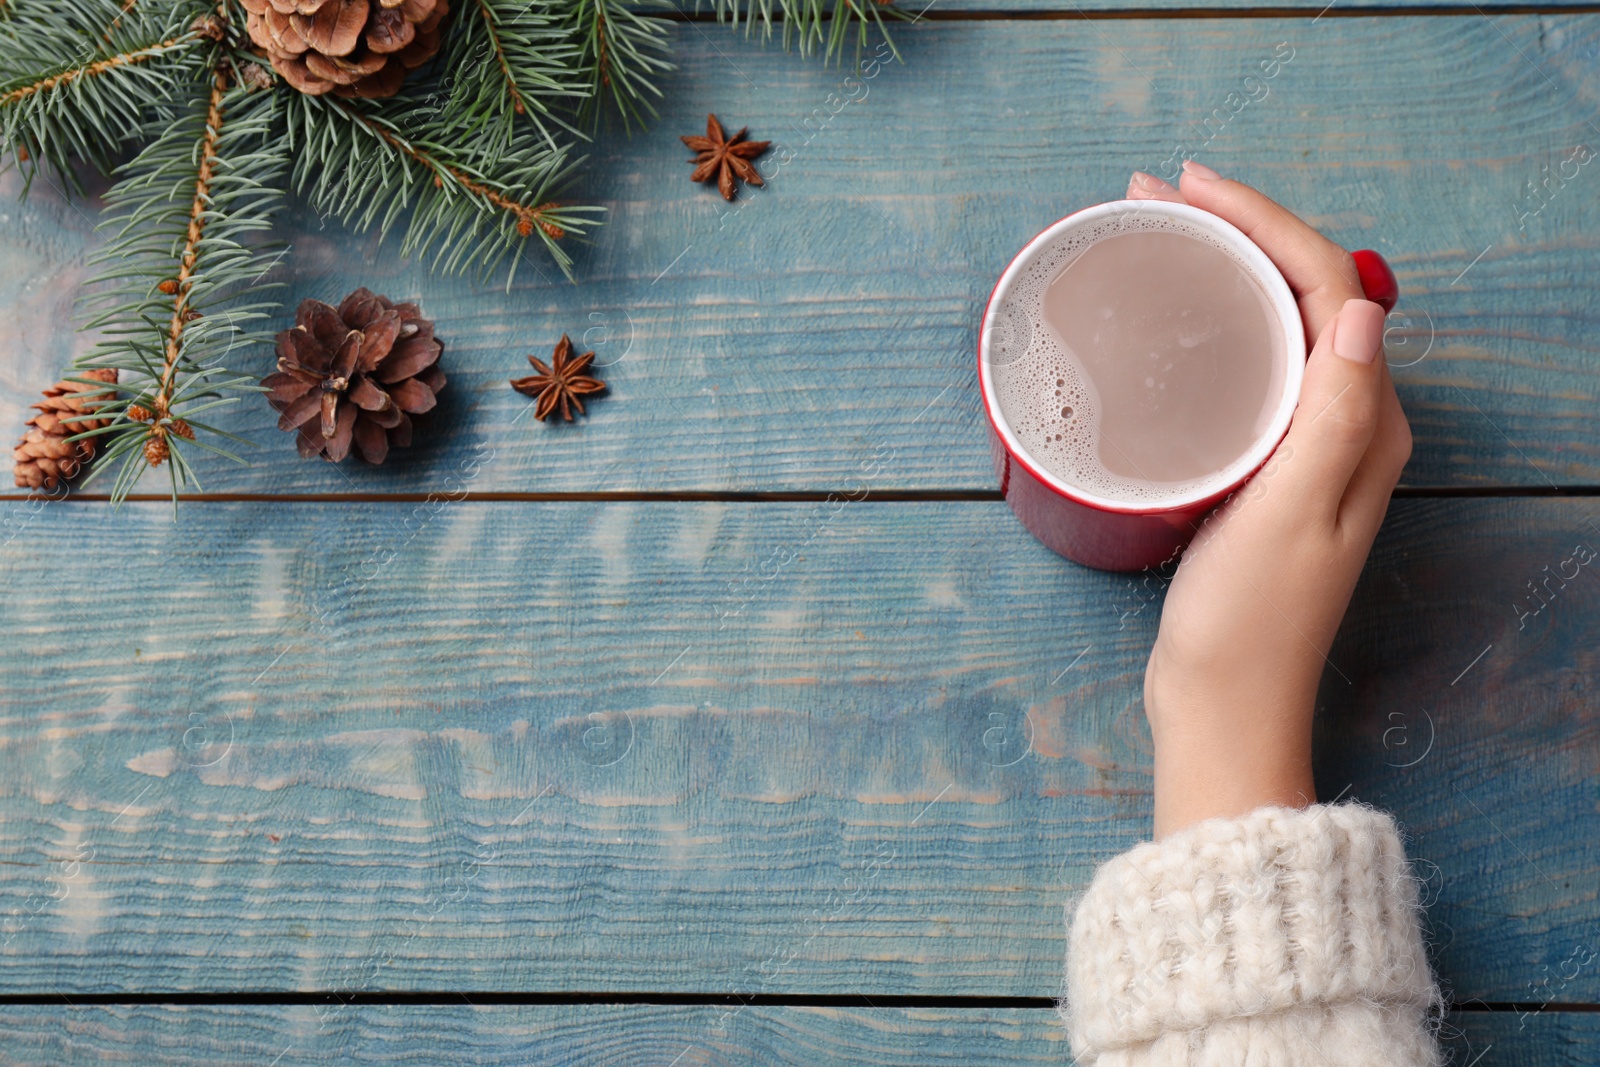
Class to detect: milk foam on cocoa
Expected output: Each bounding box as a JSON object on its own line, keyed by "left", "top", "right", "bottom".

{"left": 988, "top": 212, "right": 1288, "bottom": 503}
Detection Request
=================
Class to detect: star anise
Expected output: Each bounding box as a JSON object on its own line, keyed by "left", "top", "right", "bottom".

{"left": 681, "top": 113, "right": 770, "bottom": 202}
{"left": 511, "top": 334, "right": 607, "bottom": 422}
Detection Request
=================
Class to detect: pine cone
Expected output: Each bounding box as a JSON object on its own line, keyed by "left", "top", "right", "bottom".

{"left": 12, "top": 368, "right": 118, "bottom": 490}
{"left": 240, "top": 0, "right": 449, "bottom": 99}
{"left": 264, "top": 288, "right": 445, "bottom": 464}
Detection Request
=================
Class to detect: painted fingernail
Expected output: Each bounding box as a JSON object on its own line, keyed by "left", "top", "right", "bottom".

{"left": 1128, "top": 171, "right": 1177, "bottom": 196}
{"left": 1182, "top": 160, "right": 1223, "bottom": 181}
{"left": 1332, "top": 299, "right": 1385, "bottom": 364}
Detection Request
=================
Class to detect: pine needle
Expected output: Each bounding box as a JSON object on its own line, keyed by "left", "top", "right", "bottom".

{"left": 703, "top": 0, "right": 903, "bottom": 65}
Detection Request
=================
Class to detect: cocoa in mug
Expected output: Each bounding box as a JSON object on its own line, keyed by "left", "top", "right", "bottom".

{"left": 979, "top": 201, "right": 1307, "bottom": 571}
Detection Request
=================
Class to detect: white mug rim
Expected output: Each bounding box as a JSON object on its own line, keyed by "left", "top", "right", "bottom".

{"left": 978, "top": 199, "right": 1307, "bottom": 515}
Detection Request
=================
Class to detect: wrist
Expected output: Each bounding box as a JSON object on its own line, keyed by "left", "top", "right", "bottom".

{"left": 1152, "top": 737, "right": 1316, "bottom": 838}
{"left": 1144, "top": 666, "right": 1318, "bottom": 840}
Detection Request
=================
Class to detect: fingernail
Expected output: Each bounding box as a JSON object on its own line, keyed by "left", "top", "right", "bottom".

{"left": 1128, "top": 171, "right": 1177, "bottom": 196}
{"left": 1332, "top": 299, "right": 1385, "bottom": 364}
{"left": 1181, "top": 160, "right": 1222, "bottom": 181}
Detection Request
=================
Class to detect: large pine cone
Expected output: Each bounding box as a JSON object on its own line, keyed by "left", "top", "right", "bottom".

{"left": 241, "top": 0, "right": 449, "bottom": 98}
{"left": 264, "top": 289, "right": 445, "bottom": 464}
{"left": 12, "top": 368, "right": 118, "bottom": 490}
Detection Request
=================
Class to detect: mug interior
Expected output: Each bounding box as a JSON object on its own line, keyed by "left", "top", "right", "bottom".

{"left": 979, "top": 199, "right": 1306, "bottom": 514}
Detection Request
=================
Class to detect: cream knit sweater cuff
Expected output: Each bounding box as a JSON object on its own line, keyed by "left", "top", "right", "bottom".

{"left": 1063, "top": 803, "right": 1444, "bottom": 1066}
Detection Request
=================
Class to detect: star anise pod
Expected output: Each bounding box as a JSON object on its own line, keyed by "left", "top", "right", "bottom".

{"left": 511, "top": 334, "right": 607, "bottom": 422}
{"left": 681, "top": 113, "right": 770, "bottom": 202}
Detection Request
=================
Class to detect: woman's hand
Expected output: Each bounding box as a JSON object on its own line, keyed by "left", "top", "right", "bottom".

{"left": 1125, "top": 163, "right": 1413, "bottom": 839}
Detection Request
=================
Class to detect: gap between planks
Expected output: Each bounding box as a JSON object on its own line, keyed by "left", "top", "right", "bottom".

{"left": 662, "top": 4, "right": 1600, "bottom": 19}
{"left": 0, "top": 487, "right": 1596, "bottom": 504}
{"left": 0, "top": 993, "right": 1596, "bottom": 1010}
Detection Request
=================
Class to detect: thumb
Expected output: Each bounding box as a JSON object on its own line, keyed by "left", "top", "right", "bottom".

{"left": 1277, "top": 298, "right": 1387, "bottom": 523}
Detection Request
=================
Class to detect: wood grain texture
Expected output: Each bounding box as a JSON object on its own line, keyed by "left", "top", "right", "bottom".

{"left": 0, "top": 498, "right": 1595, "bottom": 999}
{"left": 0, "top": 1003, "right": 1591, "bottom": 1065}
{"left": 4, "top": 18, "right": 1598, "bottom": 495}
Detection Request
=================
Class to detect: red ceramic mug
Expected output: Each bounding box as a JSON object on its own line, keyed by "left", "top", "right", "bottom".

{"left": 978, "top": 199, "right": 1398, "bottom": 573}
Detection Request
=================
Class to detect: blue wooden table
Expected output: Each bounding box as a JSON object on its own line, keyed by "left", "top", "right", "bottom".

{"left": 3, "top": 5, "right": 1600, "bottom": 1063}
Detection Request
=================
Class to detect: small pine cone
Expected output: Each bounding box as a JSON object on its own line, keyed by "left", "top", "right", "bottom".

{"left": 145, "top": 435, "right": 169, "bottom": 467}
{"left": 12, "top": 368, "right": 118, "bottom": 490}
{"left": 240, "top": 0, "right": 451, "bottom": 100}
{"left": 157, "top": 279, "right": 180, "bottom": 295}
{"left": 170, "top": 419, "right": 196, "bottom": 441}
{"left": 262, "top": 287, "right": 445, "bottom": 465}
{"left": 127, "top": 404, "right": 153, "bottom": 423}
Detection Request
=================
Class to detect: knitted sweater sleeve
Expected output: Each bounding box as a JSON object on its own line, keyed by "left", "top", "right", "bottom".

{"left": 1062, "top": 802, "right": 1444, "bottom": 1066}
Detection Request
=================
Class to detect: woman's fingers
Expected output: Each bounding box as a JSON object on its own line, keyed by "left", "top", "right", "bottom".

{"left": 1337, "top": 356, "right": 1413, "bottom": 537}
{"left": 1275, "top": 299, "right": 1389, "bottom": 523}
{"left": 1175, "top": 161, "right": 1364, "bottom": 338}
{"left": 1117, "top": 163, "right": 1412, "bottom": 536}
{"left": 1127, "top": 171, "right": 1187, "bottom": 204}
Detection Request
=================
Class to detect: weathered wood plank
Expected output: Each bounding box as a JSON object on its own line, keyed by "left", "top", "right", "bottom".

{"left": 4, "top": 17, "right": 1598, "bottom": 494}
{"left": 0, "top": 498, "right": 1595, "bottom": 998}
{"left": 0, "top": 1003, "right": 1589, "bottom": 1064}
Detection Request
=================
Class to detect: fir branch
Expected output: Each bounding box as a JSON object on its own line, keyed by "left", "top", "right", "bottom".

{"left": 0, "top": 36, "right": 181, "bottom": 107}
{"left": 286, "top": 90, "right": 601, "bottom": 280}
{"left": 562, "top": 0, "right": 672, "bottom": 130}
{"left": 475, "top": 0, "right": 536, "bottom": 119}
{"left": 73, "top": 53, "right": 287, "bottom": 503}
{"left": 156, "top": 59, "right": 228, "bottom": 401}
{"left": 705, "top": 0, "right": 902, "bottom": 65}
{"left": 438, "top": 0, "right": 586, "bottom": 159}
{"left": 0, "top": 0, "right": 207, "bottom": 188}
